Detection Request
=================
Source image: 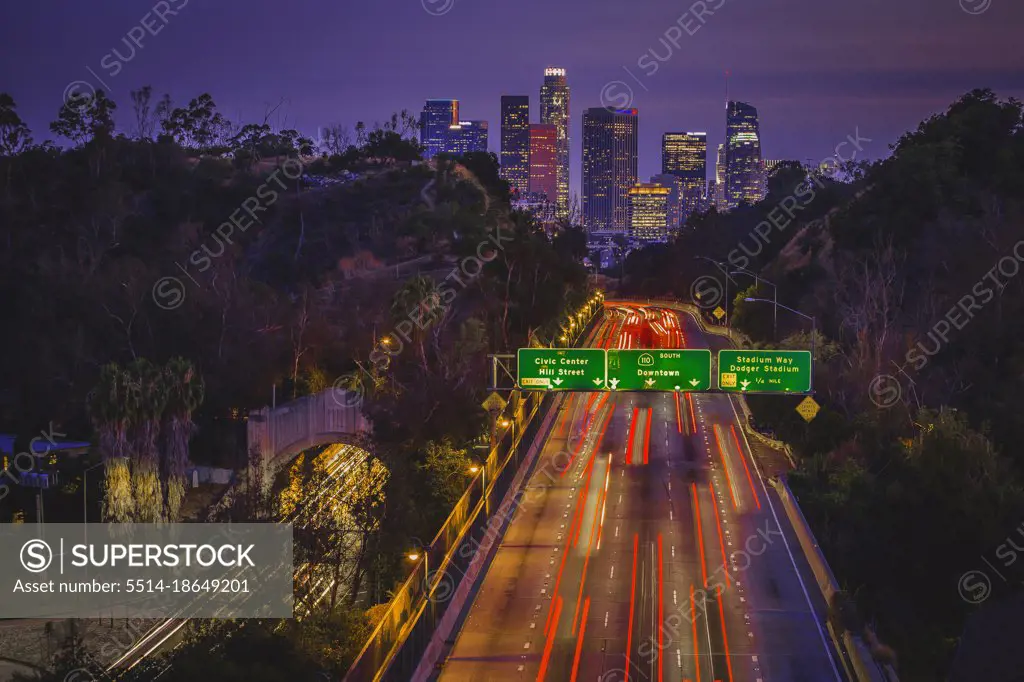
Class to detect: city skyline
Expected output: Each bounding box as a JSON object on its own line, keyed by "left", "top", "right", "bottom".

{"left": 6, "top": 1, "right": 1017, "bottom": 205}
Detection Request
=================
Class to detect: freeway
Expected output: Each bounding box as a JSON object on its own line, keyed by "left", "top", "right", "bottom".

{"left": 438, "top": 303, "right": 844, "bottom": 682}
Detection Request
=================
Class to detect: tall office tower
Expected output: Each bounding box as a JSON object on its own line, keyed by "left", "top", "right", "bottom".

{"left": 445, "top": 121, "right": 488, "bottom": 155}
{"left": 651, "top": 174, "right": 684, "bottom": 234}
{"left": 628, "top": 183, "right": 671, "bottom": 243}
{"left": 540, "top": 67, "right": 570, "bottom": 219}
{"left": 419, "top": 99, "right": 459, "bottom": 159}
{"left": 715, "top": 143, "right": 727, "bottom": 207}
{"left": 662, "top": 132, "right": 707, "bottom": 221}
{"left": 725, "top": 101, "right": 764, "bottom": 208}
{"left": 528, "top": 123, "right": 558, "bottom": 204}
{"left": 582, "top": 107, "right": 638, "bottom": 236}
{"left": 500, "top": 96, "right": 530, "bottom": 197}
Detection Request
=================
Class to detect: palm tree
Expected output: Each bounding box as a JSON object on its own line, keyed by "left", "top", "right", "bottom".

{"left": 163, "top": 358, "right": 204, "bottom": 521}
{"left": 87, "top": 364, "right": 135, "bottom": 523}
{"left": 129, "top": 358, "right": 168, "bottom": 523}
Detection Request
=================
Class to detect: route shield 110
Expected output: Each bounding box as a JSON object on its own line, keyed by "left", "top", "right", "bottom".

{"left": 606, "top": 349, "right": 711, "bottom": 391}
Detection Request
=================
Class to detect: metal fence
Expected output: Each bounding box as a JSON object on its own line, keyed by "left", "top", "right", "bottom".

{"left": 343, "top": 390, "right": 550, "bottom": 681}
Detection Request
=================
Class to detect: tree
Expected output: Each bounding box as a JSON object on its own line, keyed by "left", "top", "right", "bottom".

{"left": 230, "top": 122, "right": 272, "bottom": 167}
{"left": 0, "top": 93, "right": 33, "bottom": 156}
{"left": 128, "top": 358, "right": 169, "bottom": 523}
{"left": 49, "top": 89, "right": 117, "bottom": 146}
{"left": 418, "top": 439, "right": 470, "bottom": 517}
{"left": 377, "top": 109, "right": 419, "bottom": 138}
{"left": 320, "top": 123, "right": 352, "bottom": 156}
{"left": 163, "top": 358, "right": 204, "bottom": 521}
{"left": 161, "top": 93, "right": 233, "bottom": 152}
{"left": 154, "top": 93, "right": 173, "bottom": 138}
{"left": 129, "top": 86, "right": 157, "bottom": 140}
{"left": 363, "top": 129, "right": 421, "bottom": 162}
{"left": 87, "top": 364, "right": 135, "bottom": 524}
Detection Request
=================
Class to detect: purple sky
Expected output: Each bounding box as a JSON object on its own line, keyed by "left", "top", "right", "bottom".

{"left": 3, "top": 0, "right": 1023, "bottom": 197}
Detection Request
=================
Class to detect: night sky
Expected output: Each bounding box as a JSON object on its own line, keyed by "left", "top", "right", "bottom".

{"left": 3, "top": 0, "right": 1023, "bottom": 196}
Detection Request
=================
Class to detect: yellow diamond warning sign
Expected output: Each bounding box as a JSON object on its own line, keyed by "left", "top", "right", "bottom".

{"left": 795, "top": 396, "right": 820, "bottom": 422}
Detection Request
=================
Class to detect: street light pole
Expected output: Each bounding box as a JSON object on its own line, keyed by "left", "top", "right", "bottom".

{"left": 744, "top": 297, "right": 816, "bottom": 391}
{"left": 730, "top": 268, "right": 778, "bottom": 341}
{"left": 694, "top": 256, "right": 738, "bottom": 332}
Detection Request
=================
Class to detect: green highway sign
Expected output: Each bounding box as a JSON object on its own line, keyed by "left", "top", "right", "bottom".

{"left": 717, "top": 350, "right": 812, "bottom": 393}
{"left": 517, "top": 348, "right": 607, "bottom": 390}
{"left": 606, "top": 349, "right": 711, "bottom": 391}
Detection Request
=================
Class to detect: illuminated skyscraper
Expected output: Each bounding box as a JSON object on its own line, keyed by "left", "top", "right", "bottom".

{"left": 650, "top": 174, "right": 684, "bottom": 235}
{"left": 662, "top": 132, "right": 707, "bottom": 220}
{"left": 582, "top": 107, "right": 638, "bottom": 236}
{"left": 725, "top": 101, "right": 764, "bottom": 208}
{"left": 500, "top": 96, "right": 530, "bottom": 197}
{"left": 540, "top": 67, "right": 570, "bottom": 218}
{"left": 528, "top": 123, "right": 557, "bottom": 204}
{"left": 446, "top": 121, "right": 488, "bottom": 155}
{"left": 419, "top": 99, "right": 459, "bottom": 159}
{"left": 715, "top": 143, "right": 726, "bottom": 207}
{"left": 628, "top": 183, "right": 671, "bottom": 243}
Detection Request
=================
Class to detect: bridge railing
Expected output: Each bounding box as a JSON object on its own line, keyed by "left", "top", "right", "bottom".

{"left": 344, "top": 305, "right": 605, "bottom": 681}
{"left": 343, "top": 389, "right": 548, "bottom": 681}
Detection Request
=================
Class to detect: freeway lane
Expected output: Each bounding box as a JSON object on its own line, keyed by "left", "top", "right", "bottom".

{"left": 677, "top": 306, "right": 844, "bottom": 682}
{"left": 439, "top": 304, "right": 844, "bottom": 682}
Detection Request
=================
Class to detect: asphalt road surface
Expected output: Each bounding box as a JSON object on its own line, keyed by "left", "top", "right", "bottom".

{"left": 439, "top": 304, "right": 844, "bottom": 682}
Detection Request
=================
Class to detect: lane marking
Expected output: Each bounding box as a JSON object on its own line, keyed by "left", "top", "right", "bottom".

{"left": 625, "top": 533, "right": 639, "bottom": 682}
{"left": 713, "top": 425, "right": 739, "bottom": 511}
{"left": 569, "top": 597, "right": 591, "bottom": 682}
{"left": 690, "top": 583, "right": 701, "bottom": 682}
{"left": 536, "top": 595, "right": 563, "bottom": 682}
{"left": 691, "top": 482, "right": 708, "bottom": 588}
{"left": 658, "top": 533, "right": 665, "bottom": 682}
{"left": 717, "top": 585, "right": 735, "bottom": 682}
{"left": 710, "top": 481, "right": 731, "bottom": 587}
{"left": 626, "top": 406, "right": 639, "bottom": 465}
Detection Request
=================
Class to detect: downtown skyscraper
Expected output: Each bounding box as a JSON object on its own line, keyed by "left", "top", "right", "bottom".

{"left": 528, "top": 123, "right": 557, "bottom": 204}
{"left": 661, "top": 132, "right": 707, "bottom": 221}
{"left": 419, "top": 99, "right": 459, "bottom": 159}
{"left": 714, "top": 143, "right": 726, "bottom": 207}
{"left": 650, "top": 173, "right": 684, "bottom": 235}
{"left": 446, "top": 120, "right": 488, "bottom": 155}
{"left": 540, "top": 68, "right": 570, "bottom": 219}
{"left": 500, "top": 96, "right": 530, "bottom": 197}
{"left": 724, "top": 101, "right": 764, "bottom": 209}
{"left": 628, "top": 183, "right": 671, "bottom": 243}
{"left": 582, "top": 107, "right": 638, "bottom": 236}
